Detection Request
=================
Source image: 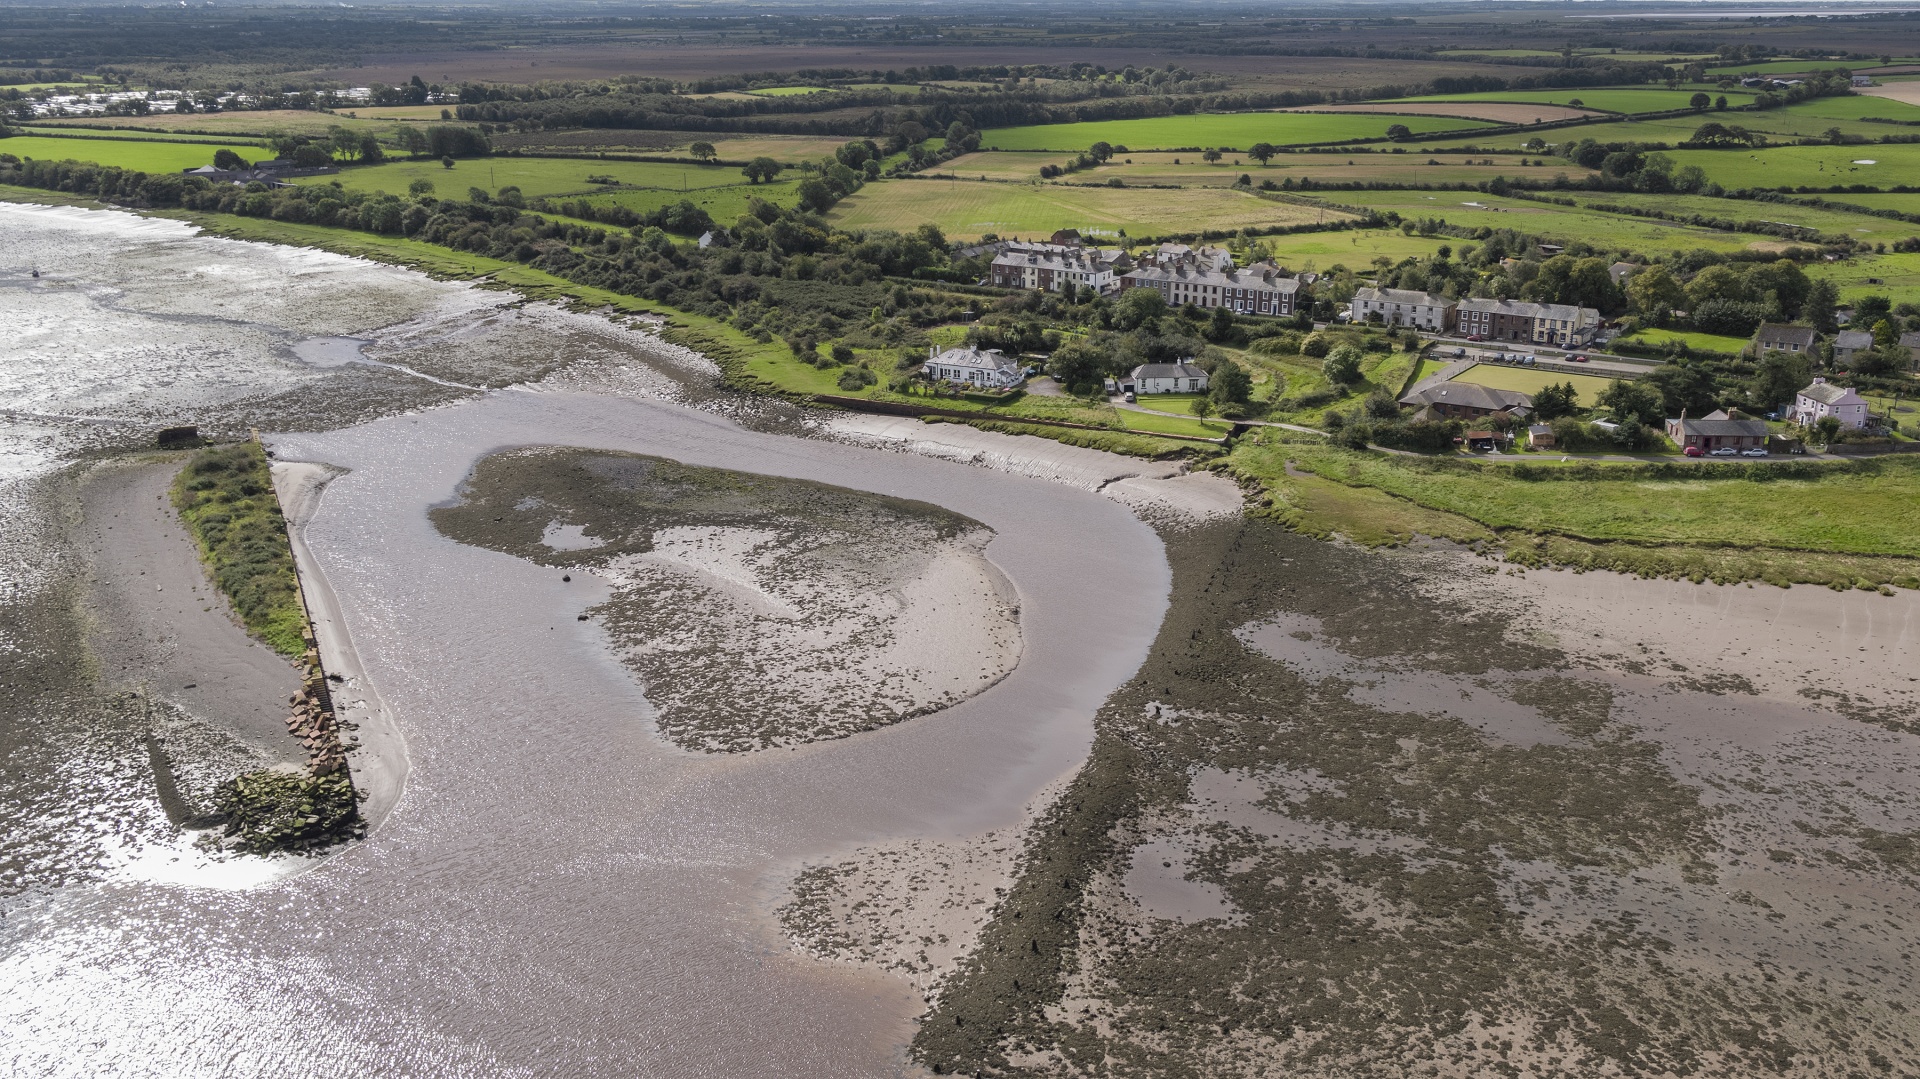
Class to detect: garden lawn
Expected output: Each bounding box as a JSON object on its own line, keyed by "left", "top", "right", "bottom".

{"left": 1451, "top": 363, "right": 1620, "bottom": 401}
{"left": 1395, "top": 88, "right": 1753, "bottom": 114}
{"left": 1269, "top": 444, "right": 1920, "bottom": 556}
{"left": 1619, "top": 327, "right": 1752, "bottom": 355}
{"left": 827, "top": 179, "right": 1353, "bottom": 241}
{"left": 1665, "top": 143, "right": 1920, "bottom": 191}
{"left": 312, "top": 156, "right": 757, "bottom": 198}
{"left": 1, "top": 134, "right": 267, "bottom": 171}
{"left": 982, "top": 112, "right": 1494, "bottom": 152}
{"left": 1115, "top": 408, "right": 1232, "bottom": 437}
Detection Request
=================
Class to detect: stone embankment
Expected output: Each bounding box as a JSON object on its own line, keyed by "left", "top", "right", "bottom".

{"left": 283, "top": 642, "right": 352, "bottom": 777}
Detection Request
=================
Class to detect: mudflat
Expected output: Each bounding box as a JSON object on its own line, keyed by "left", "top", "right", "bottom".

{"left": 78, "top": 456, "right": 304, "bottom": 764}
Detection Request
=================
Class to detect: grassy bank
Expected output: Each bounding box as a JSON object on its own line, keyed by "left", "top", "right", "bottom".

{"left": 1230, "top": 433, "right": 1920, "bottom": 588}
{"left": 136, "top": 207, "right": 1210, "bottom": 458}
{"left": 171, "top": 442, "right": 309, "bottom": 657}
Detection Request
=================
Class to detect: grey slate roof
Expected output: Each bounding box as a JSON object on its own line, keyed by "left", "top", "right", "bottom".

{"left": 1678, "top": 417, "right": 1769, "bottom": 438}
{"left": 1797, "top": 380, "right": 1859, "bottom": 406}
{"left": 1833, "top": 330, "right": 1874, "bottom": 352}
{"left": 1399, "top": 381, "right": 1532, "bottom": 412}
{"left": 1131, "top": 362, "right": 1208, "bottom": 381}
{"left": 1753, "top": 323, "right": 1818, "bottom": 351}
{"left": 1353, "top": 287, "right": 1452, "bottom": 307}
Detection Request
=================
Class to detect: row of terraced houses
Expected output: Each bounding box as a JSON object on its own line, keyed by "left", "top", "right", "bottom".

{"left": 1350, "top": 287, "right": 1602, "bottom": 348}
{"left": 988, "top": 240, "right": 1306, "bottom": 318}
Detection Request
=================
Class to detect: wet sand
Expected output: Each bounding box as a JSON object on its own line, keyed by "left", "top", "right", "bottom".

{"left": 273, "top": 461, "right": 409, "bottom": 830}
{"left": 0, "top": 388, "right": 1170, "bottom": 1077}
{"left": 78, "top": 456, "right": 304, "bottom": 767}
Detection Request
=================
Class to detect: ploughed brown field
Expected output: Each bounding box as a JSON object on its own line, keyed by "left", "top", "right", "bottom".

{"left": 1288, "top": 100, "right": 1603, "bottom": 123}
{"left": 297, "top": 46, "right": 1501, "bottom": 90}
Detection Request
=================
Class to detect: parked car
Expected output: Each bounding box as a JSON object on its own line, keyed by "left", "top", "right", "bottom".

{"left": 1466, "top": 334, "right": 1485, "bottom": 342}
{"left": 1520, "top": 356, "right": 1536, "bottom": 366}
{"left": 1742, "top": 447, "right": 1770, "bottom": 457}
{"left": 1123, "top": 391, "right": 1136, "bottom": 403}
{"left": 1684, "top": 445, "right": 1705, "bottom": 457}
{"left": 1569, "top": 354, "right": 1589, "bottom": 363}
{"left": 1710, "top": 446, "right": 1740, "bottom": 456}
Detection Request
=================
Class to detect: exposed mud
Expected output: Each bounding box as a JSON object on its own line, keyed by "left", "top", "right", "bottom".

{"left": 430, "top": 447, "right": 1022, "bottom": 752}
{"left": 916, "top": 520, "right": 1920, "bottom": 1078}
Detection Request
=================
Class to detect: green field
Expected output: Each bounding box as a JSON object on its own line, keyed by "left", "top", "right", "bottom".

{"left": 309, "top": 156, "right": 756, "bottom": 198}
{"left": 747, "top": 85, "right": 835, "bottom": 97}
{"left": 0, "top": 134, "right": 268, "bottom": 171}
{"left": 1268, "top": 445, "right": 1920, "bottom": 556}
{"left": 1618, "top": 327, "right": 1753, "bottom": 355}
{"left": 982, "top": 112, "right": 1494, "bottom": 152}
{"left": 1703, "top": 60, "right": 1864, "bottom": 76}
{"left": 1320, "top": 190, "right": 1772, "bottom": 253}
{"left": 1558, "top": 191, "right": 1920, "bottom": 243}
{"left": 1397, "top": 88, "right": 1751, "bottom": 114}
{"left": 1825, "top": 192, "right": 1920, "bottom": 215}
{"left": 1261, "top": 227, "right": 1452, "bottom": 270}
{"left": 829, "top": 178, "right": 1351, "bottom": 241}
{"left": 1451, "top": 362, "right": 1620, "bottom": 401}
{"left": 1806, "top": 251, "right": 1920, "bottom": 302}
{"left": 580, "top": 178, "right": 803, "bottom": 223}
{"left": 1665, "top": 143, "right": 1920, "bottom": 190}
{"left": 941, "top": 149, "right": 1587, "bottom": 187}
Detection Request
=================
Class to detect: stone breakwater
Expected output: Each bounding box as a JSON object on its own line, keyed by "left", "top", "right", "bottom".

{"left": 283, "top": 644, "right": 352, "bottom": 777}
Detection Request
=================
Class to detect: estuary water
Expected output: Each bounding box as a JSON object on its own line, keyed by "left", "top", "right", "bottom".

{"left": 0, "top": 204, "right": 1171, "bottom": 1075}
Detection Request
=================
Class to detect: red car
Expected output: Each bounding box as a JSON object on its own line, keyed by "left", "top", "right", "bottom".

{"left": 1569, "top": 354, "right": 1589, "bottom": 362}
{"left": 1684, "top": 445, "right": 1704, "bottom": 457}
{"left": 1466, "top": 334, "right": 1485, "bottom": 342}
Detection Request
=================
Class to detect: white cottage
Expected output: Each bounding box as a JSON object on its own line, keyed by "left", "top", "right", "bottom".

{"left": 926, "top": 345, "right": 1024, "bottom": 389}
{"left": 1127, "top": 362, "right": 1209, "bottom": 395}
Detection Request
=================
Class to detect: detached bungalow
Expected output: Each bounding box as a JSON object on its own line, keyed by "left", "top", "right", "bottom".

{"left": 1399, "top": 380, "right": 1533, "bottom": 420}
{"left": 1128, "top": 362, "right": 1210, "bottom": 395}
{"left": 1665, "top": 410, "right": 1769, "bottom": 452}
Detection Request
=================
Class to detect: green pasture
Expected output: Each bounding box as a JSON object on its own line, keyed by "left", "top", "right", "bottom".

{"left": 1451, "top": 362, "right": 1619, "bottom": 401}
{"left": 828, "top": 178, "right": 1345, "bottom": 241}
{"left": 0, "top": 134, "right": 266, "bottom": 172}
{"left": 580, "top": 179, "right": 803, "bottom": 223}
{"left": 1396, "top": 88, "right": 1751, "bottom": 114}
{"left": 1322, "top": 189, "right": 1771, "bottom": 253}
{"left": 747, "top": 85, "right": 835, "bottom": 97}
{"left": 19, "top": 125, "right": 253, "bottom": 145}
{"left": 982, "top": 112, "right": 1494, "bottom": 152}
{"left": 1260, "top": 227, "right": 1452, "bottom": 270}
{"left": 1560, "top": 191, "right": 1920, "bottom": 243}
{"left": 1703, "top": 60, "right": 1865, "bottom": 76}
{"left": 940, "top": 149, "right": 1581, "bottom": 188}
{"left": 1665, "top": 143, "right": 1920, "bottom": 190}
{"left": 309, "top": 156, "right": 755, "bottom": 199}
{"left": 1820, "top": 192, "right": 1920, "bottom": 215}
{"left": 1806, "top": 251, "right": 1920, "bottom": 302}
{"left": 1275, "top": 445, "right": 1920, "bottom": 556}
{"left": 1619, "top": 327, "right": 1752, "bottom": 355}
